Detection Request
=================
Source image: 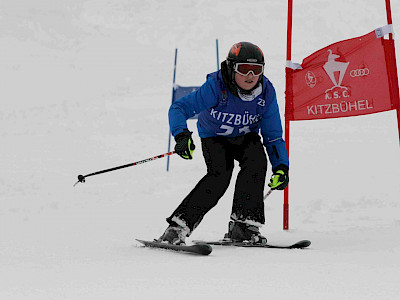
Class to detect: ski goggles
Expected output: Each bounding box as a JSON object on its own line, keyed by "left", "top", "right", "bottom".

{"left": 234, "top": 63, "right": 264, "bottom": 76}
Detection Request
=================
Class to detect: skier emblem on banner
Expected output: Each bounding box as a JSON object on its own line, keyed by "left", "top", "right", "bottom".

{"left": 323, "top": 50, "right": 350, "bottom": 100}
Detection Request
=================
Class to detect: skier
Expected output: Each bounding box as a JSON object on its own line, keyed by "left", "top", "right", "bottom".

{"left": 160, "top": 42, "right": 289, "bottom": 245}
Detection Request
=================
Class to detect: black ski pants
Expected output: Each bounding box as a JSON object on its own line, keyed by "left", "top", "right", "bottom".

{"left": 167, "top": 132, "right": 268, "bottom": 234}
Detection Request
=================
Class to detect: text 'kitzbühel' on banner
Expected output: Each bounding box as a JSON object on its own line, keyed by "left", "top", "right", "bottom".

{"left": 285, "top": 25, "right": 400, "bottom": 121}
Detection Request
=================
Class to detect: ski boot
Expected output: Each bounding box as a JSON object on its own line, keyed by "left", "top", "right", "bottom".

{"left": 224, "top": 221, "right": 267, "bottom": 245}
{"left": 158, "top": 224, "right": 187, "bottom": 245}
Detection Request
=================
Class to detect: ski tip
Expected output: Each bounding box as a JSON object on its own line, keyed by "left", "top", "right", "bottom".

{"left": 135, "top": 239, "right": 212, "bottom": 255}
{"left": 292, "top": 240, "right": 311, "bottom": 248}
{"left": 194, "top": 243, "right": 213, "bottom": 255}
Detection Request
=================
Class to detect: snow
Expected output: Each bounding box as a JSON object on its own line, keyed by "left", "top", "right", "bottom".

{"left": 1, "top": 0, "right": 400, "bottom": 299}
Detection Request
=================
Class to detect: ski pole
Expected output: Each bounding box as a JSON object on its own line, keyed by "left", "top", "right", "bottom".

{"left": 74, "top": 151, "right": 176, "bottom": 187}
{"left": 263, "top": 189, "right": 273, "bottom": 200}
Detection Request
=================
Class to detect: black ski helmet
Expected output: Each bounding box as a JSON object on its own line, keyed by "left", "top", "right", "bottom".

{"left": 226, "top": 42, "right": 265, "bottom": 90}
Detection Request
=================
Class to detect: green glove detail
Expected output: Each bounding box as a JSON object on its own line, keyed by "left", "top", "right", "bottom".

{"left": 268, "top": 166, "right": 289, "bottom": 190}
{"left": 174, "top": 129, "right": 196, "bottom": 160}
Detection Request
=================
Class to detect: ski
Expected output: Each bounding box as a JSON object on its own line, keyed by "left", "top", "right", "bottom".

{"left": 192, "top": 239, "right": 311, "bottom": 249}
{"left": 136, "top": 239, "right": 212, "bottom": 255}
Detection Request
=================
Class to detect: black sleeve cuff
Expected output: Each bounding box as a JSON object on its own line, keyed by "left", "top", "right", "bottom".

{"left": 273, "top": 164, "right": 289, "bottom": 174}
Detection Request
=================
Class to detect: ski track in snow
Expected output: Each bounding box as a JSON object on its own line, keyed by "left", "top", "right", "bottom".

{"left": 1, "top": 0, "right": 400, "bottom": 299}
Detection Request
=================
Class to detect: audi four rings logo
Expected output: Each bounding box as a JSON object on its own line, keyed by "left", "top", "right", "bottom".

{"left": 350, "top": 68, "right": 370, "bottom": 77}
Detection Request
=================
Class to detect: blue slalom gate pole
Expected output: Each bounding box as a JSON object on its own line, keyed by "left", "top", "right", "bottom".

{"left": 167, "top": 48, "right": 178, "bottom": 172}
{"left": 216, "top": 39, "right": 220, "bottom": 70}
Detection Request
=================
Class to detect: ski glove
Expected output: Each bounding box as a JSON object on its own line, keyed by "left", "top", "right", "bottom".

{"left": 268, "top": 165, "right": 289, "bottom": 190}
{"left": 174, "top": 129, "right": 195, "bottom": 160}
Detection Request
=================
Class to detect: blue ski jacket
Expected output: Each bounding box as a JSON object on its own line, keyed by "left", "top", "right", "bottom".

{"left": 169, "top": 70, "right": 289, "bottom": 170}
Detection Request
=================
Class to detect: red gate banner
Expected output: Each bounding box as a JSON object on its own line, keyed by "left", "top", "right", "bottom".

{"left": 285, "top": 27, "right": 399, "bottom": 121}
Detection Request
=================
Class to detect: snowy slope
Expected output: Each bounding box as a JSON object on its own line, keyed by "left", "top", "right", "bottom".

{"left": 1, "top": 0, "right": 400, "bottom": 299}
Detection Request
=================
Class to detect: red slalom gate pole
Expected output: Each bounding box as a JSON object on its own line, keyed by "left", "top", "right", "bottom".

{"left": 385, "top": 0, "right": 400, "bottom": 148}
{"left": 385, "top": 0, "right": 393, "bottom": 40}
{"left": 283, "top": 0, "right": 294, "bottom": 230}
